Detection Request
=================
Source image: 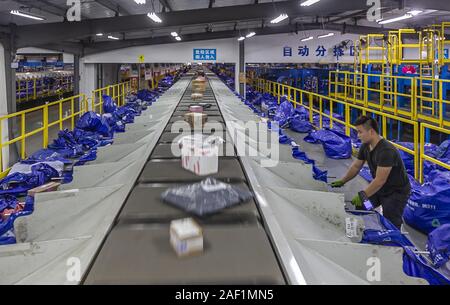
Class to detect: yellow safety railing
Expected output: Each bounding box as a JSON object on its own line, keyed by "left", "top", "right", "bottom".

{"left": 0, "top": 94, "right": 88, "bottom": 177}
{"left": 329, "top": 71, "right": 450, "bottom": 128}
{"left": 91, "top": 81, "right": 131, "bottom": 114}
{"left": 1, "top": 80, "right": 131, "bottom": 178}
{"left": 420, "top": 123, "right": 450, "bottom": 183}
{"left": 415, "top": 77, "right": 450, "bottom": 128}
{"left": 16, "top": 76, "right": 74, "bottom": 103}
{"left": 251, "top": 78, "right": 427, "bottom": 181}
{"left": 329, "top": 71, "right": 417, "bottom": 119}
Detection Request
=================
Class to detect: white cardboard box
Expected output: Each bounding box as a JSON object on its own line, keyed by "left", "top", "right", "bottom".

{"left": 180, "top": 135, "right": 219, "bottom": 176}
{"left": 170, "top": 218, "right": 203, "bottom": 257}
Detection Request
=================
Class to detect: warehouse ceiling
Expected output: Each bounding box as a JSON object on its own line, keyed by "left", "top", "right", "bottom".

{"left": 0, "top": 0, "right": 449, "bottom": 55}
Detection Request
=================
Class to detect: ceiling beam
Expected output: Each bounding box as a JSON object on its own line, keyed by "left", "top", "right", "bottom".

{"left": 13, "top": 0, "right": 67, "bottom": 18}
{"left": 159, "top": 0, "right": 173, "bottom": 12}
{"left": 209, "top": 0, "right": 215, "bottom": 9}
{"left": 95, "top": 0, "right": 132, "bottom": 16}
{"left": 404, "top": 0, "right": 450, "bottom": 11}
{"left": 14, "top": 0, "right": 380, "bottom": 47}
{"left": 82, "top": 23, "right": 393, "bottom": 55}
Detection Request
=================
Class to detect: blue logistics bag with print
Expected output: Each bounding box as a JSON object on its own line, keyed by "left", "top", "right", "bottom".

{"left": 403, "top": 170, "right": 450, "bottom": 234}
{"left": 304, "top": 128, "right": 352, "bottom": 159}
{"left": 427, "top": 224, "right": 450, "bottom": 269}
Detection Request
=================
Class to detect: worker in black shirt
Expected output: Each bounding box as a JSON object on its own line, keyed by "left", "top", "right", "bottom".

{"left": 330, "top": 115, "right": 411, "bottom": 228}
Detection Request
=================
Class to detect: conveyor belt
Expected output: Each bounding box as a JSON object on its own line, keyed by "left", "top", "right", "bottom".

{"left": 83, "top": 77, "right": 286, "bottom": 284}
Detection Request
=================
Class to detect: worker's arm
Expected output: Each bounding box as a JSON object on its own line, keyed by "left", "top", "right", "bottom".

{"left": 340, "top": 159, "right": 365, "bottom": 184}
{"left": 363, "top": 166, "right": 392, "bottom": 197}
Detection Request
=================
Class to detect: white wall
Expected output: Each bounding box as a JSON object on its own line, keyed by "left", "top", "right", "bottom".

{"left": 245, "top": 31, "right": 361, "bottom": 64}
{"left": 79, "top": 60, "right": 96, "bottom": 106}
{"left": 0, "top": 43, "right": 9, "bottom": 169}
{"left": 82, "top": 38, "right": 239, "bottom": 64}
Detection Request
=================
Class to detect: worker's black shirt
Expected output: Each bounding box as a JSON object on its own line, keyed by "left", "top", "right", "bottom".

{"left": 357, "top": 138, "right": 411, "bottom": 196}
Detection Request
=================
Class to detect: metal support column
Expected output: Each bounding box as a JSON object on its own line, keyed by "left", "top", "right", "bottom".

{"left": 239, "top": 39, "right": 245, "bottom": 98}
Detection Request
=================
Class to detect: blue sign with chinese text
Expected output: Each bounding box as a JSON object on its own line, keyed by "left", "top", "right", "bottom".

{"left": 193, "top": 48, "right": 217, "bottom": 61}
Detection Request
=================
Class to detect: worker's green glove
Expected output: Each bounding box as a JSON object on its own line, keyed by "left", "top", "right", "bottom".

{"left": 351, "top": 194, "right": 363, "bottom": 207}
{"left": 330, "top": 180, "right": 345, "bottom": 188}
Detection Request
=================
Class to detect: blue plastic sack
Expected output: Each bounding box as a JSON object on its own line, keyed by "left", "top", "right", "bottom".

{"left": 0, "top": 163, "right": 59, "bottom": 196}
{"left": 0, "top": 196, "right": 34, "bottom": 245}
{"left": 292, "top": 146, "right": 315, "bottom": 165}
{"left": 76, "top": 111, "right": 113, "bottom": 138}
{"left": 403, "top": 170, "right": 450, "bottom": 234}
{"left": 102, "top": 95, "right": 117, "bottom": 113}
{"left": 312, "top": 165, "right": 328, "bottom": 183}
{"left": 22, "top": 149, "right": 71, "bottom": 165}
{"left": 359, "top": 212, "right": 414, "bottom": 248}
{"left": 290, "top": 115, "right": 313, "bottom": 133}
{"left": 278, "top": 130, "right": 293, "bottom": 145}
{"left": 273, "top": 99, "right": 294, "bottom": 127}
{"left": 427, "top": 224, "right": 450, "bottom": 269}
{"left": 304, "top": 128, "right": 352, "bottom": 159}
{"left": 402, "top": 246, "right": 450, "bottom": 285}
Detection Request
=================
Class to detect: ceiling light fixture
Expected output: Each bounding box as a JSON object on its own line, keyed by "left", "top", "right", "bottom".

{"left": 175, "top": 36, "right": 181, "bottom": 41}
{"left": 237, "top": 36, "right": 246, "bottom": 41}
{"left": 318, "top": 32, "right": 334, "bottom": 38}
{"left": 300, "top": 0, "right": 321, "bottom": 7}
{"left": 134, "top": 0, "right": 146, "bottom": 4}
{"left": 171, "top": 32, "right": 178, "bottom": 37}
{"left": 377, "top": 10, "right": 423, "bottom": 24}
{"left": 10, "top": 10, "right": 45, "bottom": 21}
{"left": 301, "top": 36, "right": 313, "bottom": 41}
{"left": 107, "top": 35, "right": 120, "bottom": 40}
{"left": 270, "top": 14, "right": 288, "bottom": 24}
{"left": 96, "top": 33, "right": 104, "bottom": 36}
{"left": 246, "top": 32, "right": 256, "bottom": 38}
{"left": 147, "top": 12, "right": 162, "bottom": 23}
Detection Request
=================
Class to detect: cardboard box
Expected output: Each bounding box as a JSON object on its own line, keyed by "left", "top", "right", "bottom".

{"left": 179, "top": 135, "right": 219, "bottom": 176}
{"left": 184, "top": 112, "right": 207, "bottom": 129}
{"left": 27, "top": 182, "right": 60, "bottom": 197}
{"left": 170, "top": 218, "right": 203, "bottom": 257}
{"left": 191, "top": 93, "right": 203, "bottom": 100}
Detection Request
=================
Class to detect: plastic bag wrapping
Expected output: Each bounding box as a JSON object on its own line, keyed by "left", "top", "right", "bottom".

{"left": 290, "top": 115, "right": 313, "bottom": 133}
{"left": 273, "top": 99, "right": 294, "bottom": 127}
{"left": 357, "top": 212, "right": 414, "bottom": 248}
{"left": 76, "top": 111, "right": 114, "bottom": 138}
{"left": 402, "top": 246, "right": 450, "bottom": 285}
{"left": 102, "top": 95, "right": 117, "bottom": 113}
{"left": 403, "top": 170, "right": 450, "bottom": 234}
{"left": 0, "top": 163, "right": 60, "bottom": 196}
{"left": 160, "top": 178, "right": 253, "bottom": 216}
{"left": 10, "top": 161, "right": 64, "bottom": 176}
{"left": 22, "top": 149, "right": 71, "bottom": 165}
{"left": 312, "top": 165, "right": 328, "bottom": 183}
{"left": 0, "top": 196, "right": 34, "bottom": 245}
{"left": 291, "top": 145, "right": 315, "bottom": 165}
{"left": 278, "top": 129, "right": 293, "bottom": 145}
{"left": 427, "top": 224, "right": 450, "bottom": 269}
{"left": 304, "top": 128, "right": 352, "bottom": 159}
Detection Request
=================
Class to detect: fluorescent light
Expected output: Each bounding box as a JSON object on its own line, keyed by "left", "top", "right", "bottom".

{"left": 175, "top": 36, "right": 181, "bottom": 41}
{"left": 237, "top": 36, "right": 246, "bottom": 41}
{"left": 318, "top": 32, "right": 334, "bottom": 38}
{"left": 301, "top": 36, "right": 313, "bottom": 41}
{"left": 246, "top": 32, "right": 256, "bottom": 38}
{"left": 270, "top": 14, "right": 288, "bottom": 24}
{"left": 408, "top": 10, "right": 423, "bottom": 16}
{"left": 300, "top": 0, "right": 320, "bottom": 6}
{"left": 171, "top": 32, "right": 178, "bottom": 37}
{"left": 10, "top": 10, "right": 45, "bottom": 21}
{"left": 96, "top": 33, "right": 104, "bottom": 36}
{"left": 134, "top": 0, "right": 146, "bottom": 4}
{"left": 377, "top": 10, "right": 422, "bottom": 24}
{"left": 147, "top": 12, "right": 162, "bottom": 23}
{"left": 107, "top": 35, "right": 119, "bottom": 40}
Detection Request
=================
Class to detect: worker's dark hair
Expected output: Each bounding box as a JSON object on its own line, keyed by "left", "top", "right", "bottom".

{"left": 354, "top": 115, "right": 379, "bottom": 133}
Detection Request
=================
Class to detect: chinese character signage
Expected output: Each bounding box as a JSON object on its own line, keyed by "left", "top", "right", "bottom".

{"left": 281, "top": 44, "right": 355, "bottom": 60}
{"left": 193, "top": 48, "right": 217, "bottom": 61}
